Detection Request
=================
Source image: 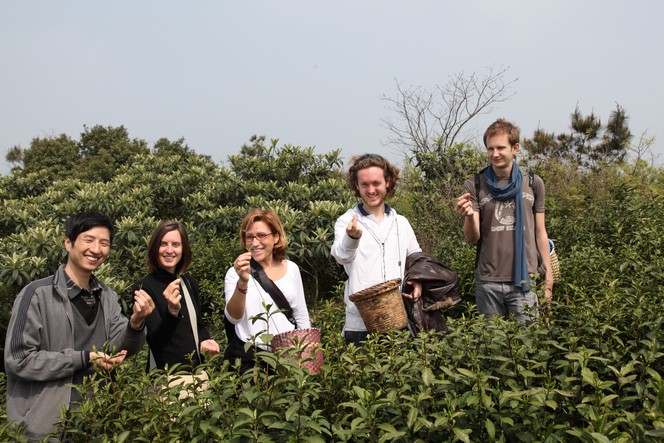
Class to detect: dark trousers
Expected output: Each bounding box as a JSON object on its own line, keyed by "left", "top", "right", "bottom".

{"left": 344, "top": 330, "right": 370, "bottom": 346}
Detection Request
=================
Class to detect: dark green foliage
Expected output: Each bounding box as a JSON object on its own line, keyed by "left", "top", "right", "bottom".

{"left": 152, "top": 137, "right": 204, "bottom": 159}
{"left": 76, "top": 125, "right": 151, "bottom": 182}
{"left": 230, "top": 136, "right": 344, "bottom": 187}
{"left": 2, "top": 124, "right": 664, "bottom": 441}
{"left": 0, "top": 130, "right": 351, "bottom": 372}
{"left": 522, "top": 104, "right": 632, "bottom": 169}
{"left": 5, "top": 125, "right": 151, "bottom": 185}
{"left": 22, "top": 134, "right": 79, "bottom": 183}
{"left": 14, "top": 286, "right": 663, "bottom": 442}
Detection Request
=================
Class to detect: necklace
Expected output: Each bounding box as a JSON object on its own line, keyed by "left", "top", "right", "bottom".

{"left": 356, "top": 213, "right": 400, "bottom": 282}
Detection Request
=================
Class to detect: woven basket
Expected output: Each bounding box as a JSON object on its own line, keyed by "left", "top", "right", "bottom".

{"left": 270, "top": 328, "right": 324, "bottom": 373}
{"left": 349, "top": 278, "right": 407, "bottom": 333}
{"left": 550, "top": 242, "right": 561, "bottom": 283}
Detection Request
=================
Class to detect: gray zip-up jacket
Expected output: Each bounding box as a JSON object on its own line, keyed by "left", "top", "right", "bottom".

{"left": 4, "top": 265, "right": 146, "bottom": 441}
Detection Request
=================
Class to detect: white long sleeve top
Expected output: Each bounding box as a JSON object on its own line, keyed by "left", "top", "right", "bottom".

{"left": 330, "top": 204, "right": 421, "bottom": 332}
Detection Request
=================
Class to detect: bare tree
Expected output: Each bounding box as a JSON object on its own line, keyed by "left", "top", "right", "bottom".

{"left": 382, "top": 66, "right": 517, "bottom": 155}
{"left": 627, "top": 130, "right": 658, "bottom": 171}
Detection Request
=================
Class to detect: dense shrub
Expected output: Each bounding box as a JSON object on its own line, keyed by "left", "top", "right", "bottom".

{"left": 6, "top": 290, "right": 662, "bottom": 442}
{"left": 0, "top": 138, "right": 353, "bottom": 370}
{"left": 1, "top": 130, "right": 663, "bottom": 440}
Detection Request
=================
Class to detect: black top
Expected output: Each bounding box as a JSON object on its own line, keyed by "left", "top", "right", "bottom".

{"left": 133, "top": 269, "right": 211, "bottom": 370}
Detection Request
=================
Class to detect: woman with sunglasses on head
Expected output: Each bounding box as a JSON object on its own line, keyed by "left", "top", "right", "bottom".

{"left": 134, "top": 220, "right": 220, "bottom": 371}
{"left": 224, "top": 209, "right": 311, "bottom": 373}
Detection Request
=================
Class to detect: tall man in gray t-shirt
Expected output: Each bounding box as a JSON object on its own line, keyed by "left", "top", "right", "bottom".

{"left": 456, "top": 119, "right": 554, "bottom": 322}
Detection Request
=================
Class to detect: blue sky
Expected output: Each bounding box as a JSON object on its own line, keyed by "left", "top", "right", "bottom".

{"left": 1, "top": 1, "right": 662, "bottom": 175}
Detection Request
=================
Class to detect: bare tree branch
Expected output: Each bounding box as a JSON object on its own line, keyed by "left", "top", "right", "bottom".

{"left": 382, "top": 66, "right": 517, "bottom": 157}
{"left": 628, "top": 130, "right": 657, "bottom": 171}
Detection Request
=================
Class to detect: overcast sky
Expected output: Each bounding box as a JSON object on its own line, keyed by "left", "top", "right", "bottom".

{"left": 1, "top": 1, "right": 662, "bottom": 176}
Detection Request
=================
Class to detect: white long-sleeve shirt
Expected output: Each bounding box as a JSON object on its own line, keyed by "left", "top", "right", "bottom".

{"left": 330, "top": 204, "right": 421, "bottom": 332}
{"left": 224, "top": 260, "right": 311, "bottom": 348}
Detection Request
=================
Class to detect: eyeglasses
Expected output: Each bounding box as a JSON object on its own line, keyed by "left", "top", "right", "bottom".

{"left": 244, "top": 232, "right": 273, "bottom": 243}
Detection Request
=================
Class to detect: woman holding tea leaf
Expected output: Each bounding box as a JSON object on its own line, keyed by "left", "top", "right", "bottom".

{"left": 134, "top": 220, "right": 220, "bottom": 371}
{"left": 223, "top": 209, "right": 311, "bottom": 373}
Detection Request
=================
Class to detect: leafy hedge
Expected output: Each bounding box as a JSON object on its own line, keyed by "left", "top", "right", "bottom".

{"left": 1, "top": 132, "right": 664, "bottom": 440}
{"left": 7, "top": 290, "right": 664, "bottom": 442}
{"left": 0, "top": 138, "right": 354, "bottom": 372}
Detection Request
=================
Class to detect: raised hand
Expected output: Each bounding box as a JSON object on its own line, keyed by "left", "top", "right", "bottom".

{"left": 233, "top": 251, "right": 252, "bottom": 283}
{"left": 456, "top": 193, "right": 475, "bottom": 217}
{"left": 130, "top": 289, "right": 156, "bottom": 329}
{"left": 346, "top": 214, "right": 363, "bottom": 239}
{"left": 163, "top": 279, "right": 183, "bottom": 316}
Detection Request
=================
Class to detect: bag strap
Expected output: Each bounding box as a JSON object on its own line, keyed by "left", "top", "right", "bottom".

{"left": 180, "top": 276, "right": 201, "bottom": 363}
{"left": 474, "top": 166, "right": 488, "bottom": 267}
{"left": 250, "top": 258, "right": 297, "bottom": 328}
{"left": 148, "top": 349, "right": 157, "bottom": 370}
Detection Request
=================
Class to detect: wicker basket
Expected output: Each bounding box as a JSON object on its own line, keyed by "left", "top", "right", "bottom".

{"left": 270, "top": 328, "right": 324, "bottom": 373}
{"left": 549, "top": 240, "right": 561, "bottom": 283}
{"left": 349, "top": 278, "right": 407, "bottom": 333}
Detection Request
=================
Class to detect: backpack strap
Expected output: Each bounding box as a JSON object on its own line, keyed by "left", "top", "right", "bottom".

{"left": 529, "top": 172, "right": 535, "bottom": 214}
{"left": 474, "top": 167, "right": 489, "bottom": 267}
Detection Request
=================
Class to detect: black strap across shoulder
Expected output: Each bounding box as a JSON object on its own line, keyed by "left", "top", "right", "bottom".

{"left": 474, "top": 167, "right": 488, "bottom": 267}
{"left": 249, "top": 258, "right": 297, "bottom": 328}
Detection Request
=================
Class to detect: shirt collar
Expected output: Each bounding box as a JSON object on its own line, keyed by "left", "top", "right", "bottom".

{"left": 357, "top": 203, "right": 392, "bottom": 217}
{"left": 63, "top": 271, "right": 103, "bottom": 300}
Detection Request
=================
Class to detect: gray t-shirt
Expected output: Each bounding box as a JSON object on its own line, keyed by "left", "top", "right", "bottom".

{"left": 463, "top": 169, "right": 545, "bottom": 282}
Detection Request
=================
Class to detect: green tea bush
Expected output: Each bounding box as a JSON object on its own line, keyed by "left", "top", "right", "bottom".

{"left": 15, "top": 294, "right": 662, "bottom": 441}
{"left": 0, "top": 138, "right": 352, "bottom": 368}
{"left": 2, "top": 130, "right": 664, "bottom": 440}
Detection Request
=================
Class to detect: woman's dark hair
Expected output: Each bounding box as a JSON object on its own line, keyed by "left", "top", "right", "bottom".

{"left": 146, "top": 220, "right": 192, "bottom": 274}
{"left": 65, "top": 212, "right": 115, "bottom": 244}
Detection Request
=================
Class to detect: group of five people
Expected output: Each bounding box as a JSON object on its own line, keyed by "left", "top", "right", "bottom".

{"left": 4, "top": 118, "right": 554, "bottom": 440}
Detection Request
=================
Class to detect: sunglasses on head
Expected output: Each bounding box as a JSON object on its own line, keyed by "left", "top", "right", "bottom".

{"left": 357, "top": 153, "right": 384, "bottom": 161}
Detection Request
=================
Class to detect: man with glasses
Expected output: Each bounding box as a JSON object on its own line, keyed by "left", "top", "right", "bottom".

{"left": 331, "top": 154, "right": 422, "bottom": 345}
{"left": 456, "top": 119, "right": 554, "bottom": 322}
